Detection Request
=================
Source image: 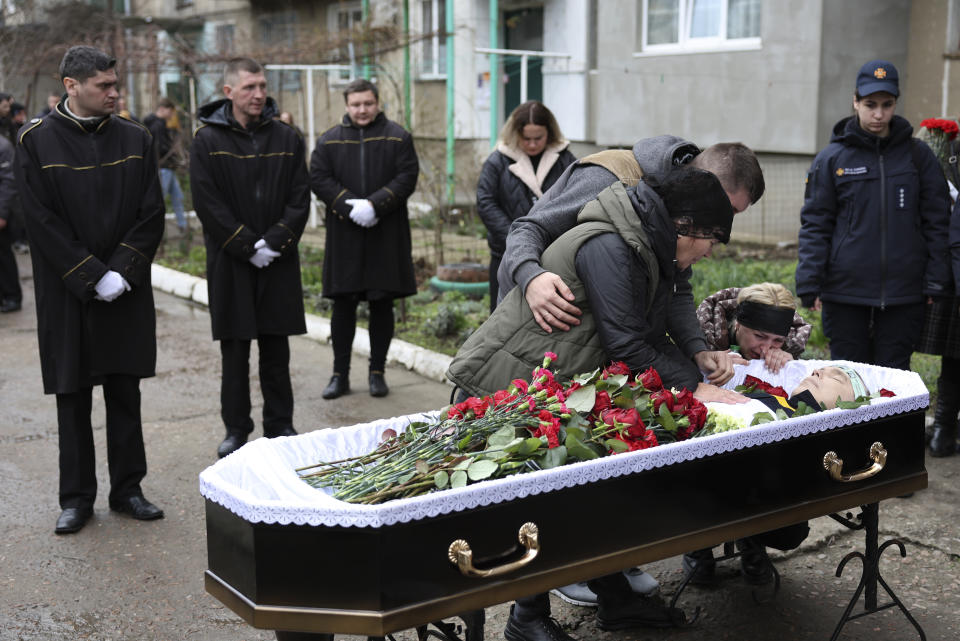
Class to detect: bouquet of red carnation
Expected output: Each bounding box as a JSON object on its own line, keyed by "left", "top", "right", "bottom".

{"left": 919, "top": 118, "right": 960, "bottom": 180}
{"left": 299, "top": 353, "right": 709, "bottom": 504}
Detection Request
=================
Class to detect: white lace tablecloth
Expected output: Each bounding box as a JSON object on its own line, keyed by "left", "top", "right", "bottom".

{"left": 198, "top": 360, "right": 927, "bottom": 528}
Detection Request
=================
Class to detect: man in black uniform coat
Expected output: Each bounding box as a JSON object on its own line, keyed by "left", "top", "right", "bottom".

{"left": 310, "top": 78, "right": 419, "bottom": 400}
{"left": 190, "top": 57, "right": 310, "bottom": 459}
{"left": 14, "top": 46, "right": 166, "bottom": 534}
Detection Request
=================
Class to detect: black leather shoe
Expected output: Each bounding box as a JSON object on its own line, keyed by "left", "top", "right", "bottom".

{"left": 109, "top": 495, "right": 164, "bottom": 521}
{"left": 322, "top": 374, "right": 350, "bottom": 400}
{"left": 929, "top": 424, "right": 958, "bottom": 457}
{"left": 0, "top": 298, "right": 21, "bottom": 313}
{"left": 596, "top": 593, "right": 683, "bottom": 630}
{"left": 266, "top": 426, "right": 297, "bottom": 438}
{"left": 369, "top": 371, "right": 389, "bottom": 397}
{"left": 737, "top": 538, "right": 774, "bottom": 585}
{"left": 217, "top": 431, "right": 248, "bottom": 458}
{"left": 504, "top": 605, "right": 576, "bottom": 641}
{"left": 681, "top": 549, "right": 717, "bottom": 585}
{"left": 55, "top": 506, "right": 93, "bottom": 534}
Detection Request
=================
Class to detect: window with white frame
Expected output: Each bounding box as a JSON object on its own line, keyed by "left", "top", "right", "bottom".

{"left": 420, "top": 0, "right": 447, "bottom": 78}
{"left": 328, "top": 1, "right": 364, "bottom": 82}
{"left": 639, "top": 0, "right": 761, "bottom": 53}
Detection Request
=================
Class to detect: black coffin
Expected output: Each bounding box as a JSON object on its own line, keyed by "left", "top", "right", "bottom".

{"left": 203, "top": 409, "right": 927, "bottom": 636}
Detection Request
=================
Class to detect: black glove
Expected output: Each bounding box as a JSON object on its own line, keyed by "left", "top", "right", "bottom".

{"left": 799, "top": 293, "right": 819, "bottom": 309}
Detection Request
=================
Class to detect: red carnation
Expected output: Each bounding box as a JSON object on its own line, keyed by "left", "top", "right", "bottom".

{"left": 492, "top": 389, "right": 518, "bottom": 407}
{"left": 511, "top": 378, "right": 529, "bottom": 394}
{"left": 921, "top": 118, "right": 959, "bottom": 140}
{"left": 879, "top": 388, "right": 896, "bottom": 398}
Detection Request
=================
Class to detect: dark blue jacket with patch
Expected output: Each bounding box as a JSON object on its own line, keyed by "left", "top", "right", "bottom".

{"left": 796, "top": 115, "right": 950, "bottom": 307}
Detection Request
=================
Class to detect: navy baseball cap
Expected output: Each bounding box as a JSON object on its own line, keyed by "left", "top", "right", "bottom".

{"left": 856, "top": 60, "right": 899, "bottom": 97}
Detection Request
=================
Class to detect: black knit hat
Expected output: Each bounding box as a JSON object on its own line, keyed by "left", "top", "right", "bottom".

{"left": 646, "top": 167, "right": 734, "bottom": 243}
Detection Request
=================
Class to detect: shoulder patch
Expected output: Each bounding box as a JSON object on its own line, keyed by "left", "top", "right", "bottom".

{"left": 18, "top": 118, "right": 44, "bottom": 145}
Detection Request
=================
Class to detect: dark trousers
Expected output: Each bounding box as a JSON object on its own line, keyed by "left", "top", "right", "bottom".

{"left": 489, "top": 256, "right": 502, "bottom": 314}
{"left": 330, "top": 296, "right": 395, "bottom": 376}
{"left": 220, "top": 335, "right": 293, "bottom": 436}
{"left": 56, "top": 375, "right": 147, "bottom": 509}
{"left": 514, "top": 573, "right": 632, "bottom": 618}
{"left": 0, "top": 223, "right": 21, "bottom": 303}
{"left": 821, "top": 301, "right": 925, "bottom": 369}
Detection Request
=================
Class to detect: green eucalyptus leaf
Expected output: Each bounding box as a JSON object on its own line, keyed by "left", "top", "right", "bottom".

{"left": 613, "top": 394, "right": 634, "bottom": 409}
{"left": 451, "top": 469, "right": 468, "bottom": 488}
{"left": 467, "top": 459, "right": 499, "bottom": 480}
{"left": 750, "top": 412, "right": 775, "bottom": 426}
{"left": 606, "top": 374, "right": 628, "bottom": 391}
{"left": 565, "top": 385, "right": 597, "bottom": 413}
{"left": 520, "top": 437, "right": 544, "bottom": 454}
{"left": 574, "top": 368, "right": 600, "bottom": 385}
{"left": 538, "top": 445, "right": 568, "bottom": 469}
{"left": 605, "top": 438, "right": 629, "bottom": 453}
{"left": 502, "top": 437, "right": 528, "bottom": 453}
{"left": 658, "top": 403, "right": 677, "bottom": 433}
{"left": 487, "top": 424, "right": 517, "bottom": 448}
{"left": 564, "top": 426, "right": 587, "bottom": 440}
{"left": 775, "top": 408, "right": 789, "bottom": 420}
{"left": 434, "top": 470, "right": 449, "bottom": 489}
{"left": 453, "top": 458, "right": 472, "bottom": 471}
{"left": 398, "top": 471, "right": 416, "bottom": 484}
{"left": 566, "top": 434, "right": 600, "bottom": 460}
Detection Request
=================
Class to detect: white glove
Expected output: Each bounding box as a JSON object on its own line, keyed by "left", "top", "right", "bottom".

{"left": 345, "top": 198, "right": 378, "bottom": 228}
{"left": 94, "top": 270, "right": 131, "bottom": 302}
{"left": 249, "top": 238, "right": 281, "bottom": 268}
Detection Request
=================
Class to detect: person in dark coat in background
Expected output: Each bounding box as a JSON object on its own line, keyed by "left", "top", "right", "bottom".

{"left": 0, "top": 134, "right": 21, "bottom": 312}
{"left": 477, "top": 100, "right": 576, "bottom": 310}
{"left": 14, "top": 46, "right": 166, "bottom": 534}
{"left": 0, "top": 92, "right": 15, "bottom": 145}
{"left": 310, "top": 78, "right": 419, "bottom": 400}
{"left": 191, "top": 57, "right": 311, "bottom": 459}
{"left": 143, "top": 97, "right": 187, "bottom": 232}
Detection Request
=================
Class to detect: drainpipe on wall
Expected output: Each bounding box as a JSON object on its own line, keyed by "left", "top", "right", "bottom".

{"left": 445, "top": 0, "right": 455, "bottom": 205}
{"left": 489, "top": 0, "right": 498, "bottom": 147}
{"left": 362, "top": 0, "right": 371, "bottom": 80}
{"left": 403, "top": 0, "right": 411, "bottom": 129}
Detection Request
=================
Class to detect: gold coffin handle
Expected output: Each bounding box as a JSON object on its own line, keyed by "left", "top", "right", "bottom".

{"left": 448, "top": 522, "right": 540, "bottom": 578}
{"left": 823, "top": 441, "right": 887, "bottom": 482}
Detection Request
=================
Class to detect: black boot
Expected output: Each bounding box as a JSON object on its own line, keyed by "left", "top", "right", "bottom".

{"left": 929, "top": 377, "right": 960, "bottom": 457}
{"left": 322, "top": 373, "right": 350, "bottom": 400}
{"left": 503, "top": 605, "right": 575, "bottom": 641}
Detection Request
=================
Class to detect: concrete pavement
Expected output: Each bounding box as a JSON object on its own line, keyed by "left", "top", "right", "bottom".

{"left": 1, "top": 251, "right": 958, "bottom": 641}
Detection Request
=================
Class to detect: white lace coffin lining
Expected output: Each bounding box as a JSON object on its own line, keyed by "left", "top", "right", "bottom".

{"left": 198, "top": 360, "right": 928, "bottom": 528}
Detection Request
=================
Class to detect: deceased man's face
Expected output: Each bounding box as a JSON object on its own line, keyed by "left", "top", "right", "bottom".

{"left": 791, "top": 367, "right": 855, "bottom": 409}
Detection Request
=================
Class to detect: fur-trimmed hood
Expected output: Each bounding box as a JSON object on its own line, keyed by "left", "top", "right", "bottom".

{"left": 495, "top": 139, "right": 571, "bottom": 198}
